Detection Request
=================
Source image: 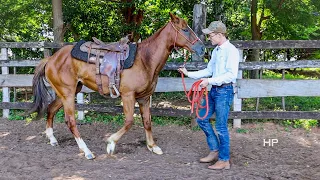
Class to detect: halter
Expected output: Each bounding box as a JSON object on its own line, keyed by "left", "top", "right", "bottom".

{"left": 169, "top": 21, "right": 202, "bottom": 50}
{"left": 170, "top": 21, "right": 209, "bottom": 120}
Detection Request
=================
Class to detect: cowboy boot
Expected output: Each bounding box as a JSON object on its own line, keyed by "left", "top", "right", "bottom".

{"left": 199, "top": 151, "right": 218, "bottom": 163}
{"left": 208, "top": 160, "right": 230, "bottom": 170}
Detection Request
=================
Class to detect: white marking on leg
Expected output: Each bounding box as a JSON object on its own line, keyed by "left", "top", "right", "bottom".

{"left": 106, "top": 140, "right": 116, "bottom": 154}
{"left": 75, "top": 137, "right": 95, "bottom": 159}
{"left": 45, "top": 128, "right": 58, "bottom": 146}
{"left": 107, "top": 134, "right": 118, "bottom": 154}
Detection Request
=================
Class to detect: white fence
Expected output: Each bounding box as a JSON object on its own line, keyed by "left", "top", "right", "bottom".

{"left": 1, "top": 40, "right": 320, "bottom": 128}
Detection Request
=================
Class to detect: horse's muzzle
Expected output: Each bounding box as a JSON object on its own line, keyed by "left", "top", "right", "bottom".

{"left": 192, "top": 43, "right": 205, "bottom": 58}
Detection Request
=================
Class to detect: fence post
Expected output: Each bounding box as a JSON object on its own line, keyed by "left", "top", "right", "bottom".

{"left": 281, "top": 69, "right": 286, "bottom": 110}
{"left": 233, "top": 49, "right": 243, "bottom": 128}
{"left": 192, "top": 3, "right": 206, "bottom": 62}
{"left": 256, "top": 70, "right": 263, "bottom": 111}
{"left": 1, "top": 48, "right": 10, "bottom": 118}
{"left": 13, "top": 67, "right": 16, "bottom": 102}
{"left": 43, "top": 49, "right": 51, "bottom": 58}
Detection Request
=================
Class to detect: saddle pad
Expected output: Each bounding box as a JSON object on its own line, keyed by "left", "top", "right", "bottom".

{"left": 71, "top": 40, "right": 137, "bottom": 69}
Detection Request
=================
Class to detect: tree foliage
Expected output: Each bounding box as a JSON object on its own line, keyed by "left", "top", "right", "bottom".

{"left": 0, "top": 0, "right": 319, "bottom": 42}
{"left": 261, "top": 0, "right": 320, "bottom": 40}
{"left": 0, "top": 0, "right": 52, "bottom": 42}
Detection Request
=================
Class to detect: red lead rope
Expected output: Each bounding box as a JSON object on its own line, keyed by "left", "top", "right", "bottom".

{"left": 180, "top": 72, "right": 209, "bottom": 120}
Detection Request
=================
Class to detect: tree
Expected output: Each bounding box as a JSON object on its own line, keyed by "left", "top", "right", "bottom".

{"left": 1, "top": 0, "right": 319, "bottom": 46}
{"left": 52, "top": 0, "right": 64, "bottom": 44}
{"left": 225, "top": 0, "right": 320, "bottom": 78}
{"left": 0, "top": 0, "right": 52, "bottom": 42}
{"left": 120, "top": 0, "right": 144, "bottom": 41}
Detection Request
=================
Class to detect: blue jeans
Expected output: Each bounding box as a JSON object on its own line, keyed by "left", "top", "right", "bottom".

{"left": 196, "top": 84, "right": 234, "bottom": 161}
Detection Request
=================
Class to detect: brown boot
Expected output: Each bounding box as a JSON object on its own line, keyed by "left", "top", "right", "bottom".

{"left": 208, "top": 160, "right": 230, "bottom": 170}
{"left": 199, "top": 151, "right": 218, "bottom": 163}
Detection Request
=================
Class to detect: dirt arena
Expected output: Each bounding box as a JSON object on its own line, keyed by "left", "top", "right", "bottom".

{"left": 0, "top": 119, "right": 319, "bottom": 180}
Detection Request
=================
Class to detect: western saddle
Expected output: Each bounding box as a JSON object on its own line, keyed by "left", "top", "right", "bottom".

{"left": 80, "top": 36, "right": 130, "bottom": 98}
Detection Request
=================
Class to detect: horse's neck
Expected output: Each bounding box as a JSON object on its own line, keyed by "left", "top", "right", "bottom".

{"left": 138, "top": 24, "right": 173, "bottom": 76}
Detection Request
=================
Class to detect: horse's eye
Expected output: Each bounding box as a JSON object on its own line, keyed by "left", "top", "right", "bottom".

{"left": 182, "top": 28, "right": 189, "bottom": 32}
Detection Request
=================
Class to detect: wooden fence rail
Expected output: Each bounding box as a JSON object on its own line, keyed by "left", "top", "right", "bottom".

{"left": 1, "top": 40, "right": 320, "bottom": 128}
{"left": 1, "top": 102, "right": 320, "bottom": 120}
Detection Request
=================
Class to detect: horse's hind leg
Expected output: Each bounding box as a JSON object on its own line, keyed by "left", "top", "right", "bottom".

{"left": 137, "top": 97, "right": 163, "bottom": 155}
{"left": 45, "top": 83, "right": 83, "bottom": 146}
{"left": 45, "top": 97, "right": 62, "bottom": 146}
{"left": 56, "top": 85, "right": 94, "bottom": 159}
{"left": 62, "top": 94, "right": 95, "bottom": 159}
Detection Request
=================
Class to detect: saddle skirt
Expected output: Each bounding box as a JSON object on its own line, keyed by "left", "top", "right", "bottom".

{"left": 71, "top": 39, "right": 136, "bottom": 70}
{"left": 70, "top": 36, "right": 137, "bottom": 98}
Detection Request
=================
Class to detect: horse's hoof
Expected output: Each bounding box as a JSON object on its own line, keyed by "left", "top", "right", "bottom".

{"left": 50, "top": 141, "right": 59, "bottom": 146}
{"left": 85, "top": 153, "right": 95, "bottom": 160}
{"left": 49, "top": 137, "right": 58, "bottom": 146}
{"left": 147, "top": 145, "right": 163, "bottom": 155}
{"left": 107, "top": 140, "right": 116, "bottom": 154}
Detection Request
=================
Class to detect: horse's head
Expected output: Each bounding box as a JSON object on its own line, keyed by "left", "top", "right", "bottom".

{"left": 169, "top": 13, "right": 205, "bottom": 57}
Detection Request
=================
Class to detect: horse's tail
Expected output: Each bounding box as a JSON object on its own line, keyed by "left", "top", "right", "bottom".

{"left": 28, "top": 59, "right": 51, "bottom": 119}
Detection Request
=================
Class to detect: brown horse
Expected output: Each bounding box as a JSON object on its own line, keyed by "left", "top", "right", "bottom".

{"left": 30, "top": 13, "right": 205, "bottom": 159}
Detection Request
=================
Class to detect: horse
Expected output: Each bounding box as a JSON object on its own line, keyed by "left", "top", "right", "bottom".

{"left": 29, "top": 13, "right": 205, "bottom": 159}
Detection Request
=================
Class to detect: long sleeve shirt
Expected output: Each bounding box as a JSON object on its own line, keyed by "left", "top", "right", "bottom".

{"left": 188, "top": 40, "right": 240, "bottom": 86}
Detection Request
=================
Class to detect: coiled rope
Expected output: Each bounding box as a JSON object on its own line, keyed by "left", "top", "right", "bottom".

{"left": 180, "top": 72, "right": 209, "bottom": 120}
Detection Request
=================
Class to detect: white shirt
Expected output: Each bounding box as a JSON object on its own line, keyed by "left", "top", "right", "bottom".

{"left": 188, "top": 40, "right": 240, "bottom": 86}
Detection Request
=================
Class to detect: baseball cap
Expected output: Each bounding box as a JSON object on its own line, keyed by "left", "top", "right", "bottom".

{"left": 202, "top": 21, "right": 227, "bottom": 34}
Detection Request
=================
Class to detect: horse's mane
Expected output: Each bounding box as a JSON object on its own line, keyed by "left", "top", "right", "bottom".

{"left": 134, "top": 22, "right": 171, "bottom": 70}
{"left": 140, "top": 23, "right": 168, "bottom": 45}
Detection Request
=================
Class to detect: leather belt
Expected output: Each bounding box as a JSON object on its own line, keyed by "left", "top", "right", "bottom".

{"left": 212, "top": 82, "right": 233, "bottom": 88}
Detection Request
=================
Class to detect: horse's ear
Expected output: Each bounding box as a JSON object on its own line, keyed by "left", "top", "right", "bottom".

{"left": 169, "top": 12, "right": 179, "bottom": 23}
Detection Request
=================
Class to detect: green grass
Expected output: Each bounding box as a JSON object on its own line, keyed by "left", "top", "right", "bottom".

{"left": 281, "top": 119, "right": 318, "bottom": 131}
{"left": 242, "top": 97, "right": 320, "bottom": 111}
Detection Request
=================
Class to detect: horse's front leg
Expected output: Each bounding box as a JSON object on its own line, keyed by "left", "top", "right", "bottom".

{"left": 106, "top": 93, "right": 135, "bottom": 155}
{"left": 137, "top": 97, "right": 163, "bottom": 155}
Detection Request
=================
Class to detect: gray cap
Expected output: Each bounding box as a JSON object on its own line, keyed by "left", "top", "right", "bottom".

{"left": 202, "top": 21, "right": 227, "bottom": 34}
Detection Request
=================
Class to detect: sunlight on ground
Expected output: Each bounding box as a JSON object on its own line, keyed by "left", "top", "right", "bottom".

{"left": 155, "top": 101, "right": 190, "bottom": 110}
{"left": 312, "top": 137, "right": 320, "bottom": 147}
{"left": 295, "top": 137, "right": 312, "bottom": 147}
{"left": 0, "top": 132, "right": 10, "bottom": 137}
{"left": 95, "top": 154, "right": 118, "bottom": 160}
{"left": 26, "top": 135, "right": 37, "bottom": 141}
{"left": 53, "top": 175, "right": 85, "bottom": 180}
{"left": 157, "top": 101, "right": 173, "bottom": 108}
{"left": 0, "top": 146, "right": 8, "bottom": 150}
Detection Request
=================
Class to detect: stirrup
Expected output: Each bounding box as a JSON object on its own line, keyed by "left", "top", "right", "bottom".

{"left": 109, "top": 84, "right": 120, "bottom": 98}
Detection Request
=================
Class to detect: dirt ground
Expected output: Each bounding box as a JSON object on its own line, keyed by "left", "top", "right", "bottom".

{"left": 0, "top": 119, "right": 319, "bottom": 180}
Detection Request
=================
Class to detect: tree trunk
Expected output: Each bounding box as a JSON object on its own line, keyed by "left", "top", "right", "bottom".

{"left": 52, "top": 0, "right": 64, "bottom": 44}
{"left": 214, "top": 0, "right": 224, "bottom": 21}
{"left": 121, "top": 0, "right": 143, "bottom": 42}
{"left": 192, "top": 4, "right": 206, "bottom": 62}
{"left": 247, "top": 0, "right": 262, "bottom": 79}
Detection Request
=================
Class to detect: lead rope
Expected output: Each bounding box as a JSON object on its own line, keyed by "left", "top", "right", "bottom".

{"left": 180, "top": 59, "right": 209, "bottom": 120}
{"left": 169, "top": 21, "right": 208, "bottom": 119}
